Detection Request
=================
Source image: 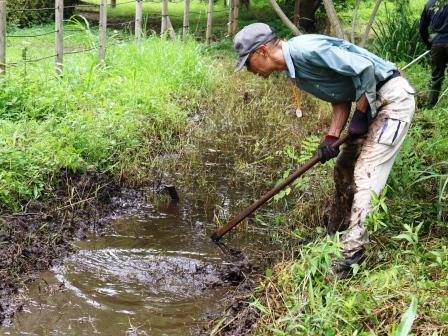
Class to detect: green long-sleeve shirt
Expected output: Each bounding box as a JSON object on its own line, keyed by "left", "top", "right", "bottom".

{"left": 282, "top": 35, "right": 397, "bottom": 120}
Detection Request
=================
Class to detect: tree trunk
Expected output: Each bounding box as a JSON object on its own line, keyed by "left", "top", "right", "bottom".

{"left": 351, "top": 0, "right": 361, "bottom": 43}
{"left": 298, "top": 0, "right": 321, "bottom": 33}
{"left": 322, "top": 0, "right": 346, "bottom": 39}
{"left": 268, "top": 0, "right": 301, "bottom": 35}
{"left": 293, "top": 0, "right": 301, "bottom": 25}
{"left": 360, "top": 0, "right": 382, "bottom": 47}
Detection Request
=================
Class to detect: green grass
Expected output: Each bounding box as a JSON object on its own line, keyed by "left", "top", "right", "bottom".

{"left": 338, "top": 0, "right": 427, "bottom": 23}
{"left": 337, "top": 0, "right": 427, "bottom": 46}
{"left": 0, "top": 25, "right": 212, "bottom": 212}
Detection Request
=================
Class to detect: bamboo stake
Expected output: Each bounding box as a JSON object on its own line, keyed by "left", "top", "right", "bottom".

{"left": 268, "top": 0, "right": 300, "bottom": 36}
{"left": 161, "top": 0, "right": 168, "bottom": 35}
{"left": 55, "top": 0, "right": 64, "bottom": 73}
{"left": 166, "top": 15, "right": 176, "bottom": 39}
{"left": 231, "top": 0, "right": 239, "bottom": 34}
{"left": 401, "top": 50, "right": 430, "bottom": 71}
{"left": 228, "top": 0, "right": 235, "bottom": 35}
{"left": 322, "top": 0, "right": 346, "bottom": 39}
{"left": 351, "top": 0, "right": 360, "bottom": 44}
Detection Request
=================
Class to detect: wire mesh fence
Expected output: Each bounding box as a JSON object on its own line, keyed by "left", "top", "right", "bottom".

{"left": 0, "top": 0, "right": 239, "bottom": 74}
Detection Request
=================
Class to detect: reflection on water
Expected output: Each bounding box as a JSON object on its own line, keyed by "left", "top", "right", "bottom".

{"left": 2, "top": 189, "right": 268, "bottom": 335}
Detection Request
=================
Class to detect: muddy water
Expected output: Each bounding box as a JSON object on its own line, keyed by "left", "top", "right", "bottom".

{"left": 2, "top": 180, "right": 270, "bottom": 335}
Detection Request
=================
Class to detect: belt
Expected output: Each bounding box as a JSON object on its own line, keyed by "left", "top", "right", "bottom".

{"left": 376, "top": 70, "right": 400, "bottom": 92}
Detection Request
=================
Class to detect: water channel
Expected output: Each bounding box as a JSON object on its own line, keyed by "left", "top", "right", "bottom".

{"left": 2, "top": 161, "right": 273, "bottom": 335}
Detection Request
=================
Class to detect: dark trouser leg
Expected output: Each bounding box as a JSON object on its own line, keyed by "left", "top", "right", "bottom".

{"left": 429, "top": 45, "right": 448, "bottom": 108}
{"left": 326, "top": 136, "right": 364, "bottom": 235}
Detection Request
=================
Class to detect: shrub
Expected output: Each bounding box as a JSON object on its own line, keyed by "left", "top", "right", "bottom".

{"left": 371, "top": 0, "right": 426, "bottom": 63}
{"left": 7, "top": 0, "right": 79, "bottom": 28}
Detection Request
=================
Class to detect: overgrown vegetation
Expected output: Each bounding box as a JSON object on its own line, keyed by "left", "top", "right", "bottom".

{"left": 188, "top": 57, "right": 447, "bottom": 335}
{"left": 212, "top": 4, "right": 447, "bottom": 333}
{"left": 0, "top": 27, "right": 211, "bottom": 212}
{"left": 169, "top": 2, "right": 445, "bottom": 334}
{"left": 372, "top": 0, "right": 426, "bottom": 62}
{"left": 245, "top": 95, "right": 448, "bottom": 333}
{"left": 1, "top": 0, "right": 447, "bottom": 334}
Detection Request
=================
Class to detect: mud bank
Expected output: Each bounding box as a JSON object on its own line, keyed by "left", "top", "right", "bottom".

{"left": 0, "top": 169, "right": 120, "bottom": 324}
{"left": 0, "top": 170, "right": 265, "bottom": 334}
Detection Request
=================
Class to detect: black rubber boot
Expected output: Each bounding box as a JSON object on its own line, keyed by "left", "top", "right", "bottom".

{"left": 331, "top": 250, "right": 365, "bottom": 279}
{"left": 428, "top": 78, "right": 443, "bottom": 108}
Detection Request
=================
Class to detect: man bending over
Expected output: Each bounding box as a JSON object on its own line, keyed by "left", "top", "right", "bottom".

{"left": 233, "top": 23, "right": 416, "bottom": 277}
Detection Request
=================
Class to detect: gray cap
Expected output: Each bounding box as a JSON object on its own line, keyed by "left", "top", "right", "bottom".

{"left": 233, "top": 23, "right": 276, "bottom": 71}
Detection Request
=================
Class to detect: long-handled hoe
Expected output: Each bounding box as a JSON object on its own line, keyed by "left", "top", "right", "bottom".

{"left": 211, "top": 135, "right": 348, "bottom": 242}
{"left": 211, "top": 50, "right": 428, "bottom": 244}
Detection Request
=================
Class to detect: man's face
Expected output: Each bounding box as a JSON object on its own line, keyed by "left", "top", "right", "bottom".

{"left": 246, "top": 46, "right": 275, "bottom": 78}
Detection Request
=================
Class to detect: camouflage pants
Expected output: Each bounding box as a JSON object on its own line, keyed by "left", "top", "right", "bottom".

{"left": 327, "top": 76, "right": 416, "bottom": 262}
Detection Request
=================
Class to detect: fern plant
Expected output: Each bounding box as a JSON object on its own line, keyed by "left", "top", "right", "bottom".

{"left": 273, "top": 136, "right": 320, "bottom": 202}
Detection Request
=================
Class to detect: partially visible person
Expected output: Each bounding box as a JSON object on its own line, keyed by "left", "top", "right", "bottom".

{"left": 420, "top": 0, "right": 448, "bottom": 108}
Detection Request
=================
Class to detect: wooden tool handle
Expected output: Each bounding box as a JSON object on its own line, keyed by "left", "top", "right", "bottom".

{"left": 211, "top": 135, "right": 348, "bottom": 242}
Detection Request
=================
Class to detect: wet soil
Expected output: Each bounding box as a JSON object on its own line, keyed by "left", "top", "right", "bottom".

{"left": 0, "top": 166, "right": 273, "bottom": 335}
{"left": 0, "top": 169, "right": 120, "bottom": 325}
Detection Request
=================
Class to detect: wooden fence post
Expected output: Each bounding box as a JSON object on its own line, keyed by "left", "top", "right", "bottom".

{"left": 161, "top": 0, "right": 168, "bottom": 36}
{"left": 55, "top": 0, "right": 64, "bottom": 73}
{"left": 0, "top": 0, "right": 6, "bottom": 75}
{"left": 99, "top": 0, "right": 107, "bottom": 62}
{"left": 183, "top": 0, "right": 190, "bottom": 38}
{"left": 228, "top": 0, "right": 234, "bottom": 36}
{"left": 135, "top": 0, "right": 143, "bottom": 42}
{"left": 206, "top": 0, "right": 213, "bottom": 44}
{"left": 232, "top": 0, "right": 239, "bottom": 34}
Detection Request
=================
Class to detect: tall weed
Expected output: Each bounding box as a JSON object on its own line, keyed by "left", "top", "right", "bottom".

{"left": 0, "top": 32, "right": 211, "bottom": 212}
{"left": 372, "top": 1, "right": 426, "bottom": 63}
